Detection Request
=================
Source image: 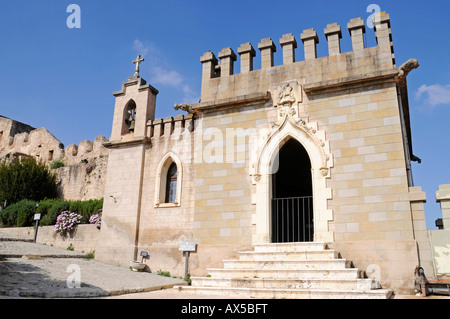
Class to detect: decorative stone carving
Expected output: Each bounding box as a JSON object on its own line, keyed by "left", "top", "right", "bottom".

{"left": 277, "top": 83, "right": 296, "bottom": 106}
{"left": 395, "top": 58, "right": 419, "bottom": 85}
{"left": 254, "top": 91, "right": 333, "bottom": 181}
{"left": 273, "top": 81, "right": 303, "bottom": 123}
{"left": 174, "top": 103, "right": 194, "bottom": 114}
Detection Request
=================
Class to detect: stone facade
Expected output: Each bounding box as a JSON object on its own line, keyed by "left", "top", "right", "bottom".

{"left": 94, "top": 12, "right": 434, "bottom": 294}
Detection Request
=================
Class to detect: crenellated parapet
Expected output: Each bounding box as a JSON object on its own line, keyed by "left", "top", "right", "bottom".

{"left": 147, "top": 113, "right": 195, "bottom": 139}
{"left": 63, "top": 136, "right": 109, "bottom": 166}
{"left": 200, "top": 12, "right": 396, "bottom": 103}
{"left": 0, "top": 124, "right": 65, "bottom": 163}
{"left": 0, "top": 114, "right": 109, "bottom": 166}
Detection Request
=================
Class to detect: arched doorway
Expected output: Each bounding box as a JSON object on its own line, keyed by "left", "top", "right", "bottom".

{"left": 271, "top": 139, "right": 313, "bottom": 243}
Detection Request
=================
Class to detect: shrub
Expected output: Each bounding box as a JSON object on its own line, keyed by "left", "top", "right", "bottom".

{"left": 0, "top": 197, "right": 103, "bottom": 228}
{"left": 50, "top": 159, "right": 65, "bottom": 170}
{"left": 36, "top": 198, "right": 61, "bottom": 226}
{"left": 16, "top": 200, "right": 38, "bottom": 228}
{"left": 40, "top": 199, "right": 71, "bottom": 226}
{"left": 84, "top": 251, "right": 95, "bottom": 259}
{"left": 69, "top": 199, "right": 103, "bottom": 223}
{"left": 0, "top": 199, "right": 37, "bottom": 227}
{"left": 0, "top": 157, "right": 58, "bottom": 206}
{"left": 157, "top": 270, "right": 171, "bottom": 277}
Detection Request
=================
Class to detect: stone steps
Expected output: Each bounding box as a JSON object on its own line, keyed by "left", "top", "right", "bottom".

{"left": 253, "top": 242, "right": 327, "bottom": 252}
{"left": 191, "top": 277, "right": 378, "bottom": 290}
{"left": 205, "top": 267, "right": 363, "bottom": 280}
{"left": 175, "top": 242, "right": 393, "bottom": 299}
{"left": 222, "top": 258, "right": 352, "bottom": 270}
{"left": 179, "top": 286, "right": 392, "bottom": 299}
{"left": 238, "top": 250, "right": 339, "bottom": 261}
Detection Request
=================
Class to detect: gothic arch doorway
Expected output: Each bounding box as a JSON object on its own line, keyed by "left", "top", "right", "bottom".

{"left": 271, "top": 139, "right": 313, "bottom": 243}
{"left": 252, "top": 111, "right": 334, "bottom": 244}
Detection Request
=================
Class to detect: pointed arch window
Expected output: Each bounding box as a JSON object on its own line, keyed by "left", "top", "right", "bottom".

{"left": 155, "top": 153, "right": 182, "bottom": 208}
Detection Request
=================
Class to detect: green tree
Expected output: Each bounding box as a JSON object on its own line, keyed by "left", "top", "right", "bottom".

{"left": 0, "top": 157, "right": 58, "bottom": 206}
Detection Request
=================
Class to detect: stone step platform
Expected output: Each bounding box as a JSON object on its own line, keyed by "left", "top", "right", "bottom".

{"left": 253, "top": 242, "right": 328, "bottom": 252}
{"left": 175, "top": 242, "right": 394, "bottom": 299}
{"left": 237, "top": 249, "right": 339, "bottom": 261}
{"left": 191, "top": 276, "right": 378, "bottom": 290}
{"left": 222, "top": 258, "right": 352, "bottom": 270}
{"left": 205, "top": 267, "right": 363, "bottom": 280}
{"left": 177, "top": 286, "right": 393, "bottom": 299}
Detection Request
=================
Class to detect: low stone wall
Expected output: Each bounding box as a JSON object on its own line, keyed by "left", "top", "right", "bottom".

{"left": 428, "top": 230, "right": 450, "bottom": 277}
{"left": 0, "top": 224, "right": 100, "bottom": 253}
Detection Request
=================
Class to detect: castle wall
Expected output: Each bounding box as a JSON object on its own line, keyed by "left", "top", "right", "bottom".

{"left": 0, "top": 116, "right": 64, "bottom": 162}
{"left": 0, "top": 116, "right": 108, "bottom": 202}
{"left": 56, "top": 155, "right": 108, "bottom": 201}
{"left": 56, "top": 136, "right": 109, "bottom": 201}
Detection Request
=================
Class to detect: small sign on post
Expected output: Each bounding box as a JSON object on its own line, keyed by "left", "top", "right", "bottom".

{"left": 140, "top": 251, "right": 149, "bottom": 263}
{"left": 179, "top": 241, "right": 197, "bottom": 280}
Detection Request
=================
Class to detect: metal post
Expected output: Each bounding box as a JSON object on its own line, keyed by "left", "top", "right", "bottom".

{"left": 33, "top": 219, "right": 39, "bottom": 243}
{"left": 184, "top": 251, "right": 190, "bottom": 280}
{"left": 33, "top": 210, "right": 40, "bottom": 243}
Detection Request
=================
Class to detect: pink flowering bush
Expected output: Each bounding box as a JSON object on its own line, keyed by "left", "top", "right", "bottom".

{"left": 89, "top": 212, "right": 102, "bottom": 229}
{"left": 54, "top": 211, "right": 83, "bottom": 234}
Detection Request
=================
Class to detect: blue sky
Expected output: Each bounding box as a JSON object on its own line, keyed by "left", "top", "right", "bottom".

{"left": 1, "top": 0, "right": 449, "bottom": 229}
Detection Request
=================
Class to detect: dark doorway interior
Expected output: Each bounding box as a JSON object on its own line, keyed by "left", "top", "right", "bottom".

{"left": 272, "top": 139, "right": 313, "bottom": 243}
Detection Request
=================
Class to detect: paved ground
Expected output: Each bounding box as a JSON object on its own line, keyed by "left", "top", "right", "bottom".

{"left": 0, "top": 231, "right": 191, "bottom": 298}
{"left": 1, "top": 230, "right": 449, "bottom": 300}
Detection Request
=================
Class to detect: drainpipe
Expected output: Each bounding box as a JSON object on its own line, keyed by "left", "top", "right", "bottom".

{"left": 396, "top": 86, "right": 413, "bottom": 187}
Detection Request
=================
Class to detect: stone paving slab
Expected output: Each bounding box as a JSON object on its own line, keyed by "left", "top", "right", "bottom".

{"left": 0, "top": 231, "right": 187, "bottom": 298}
{"left": 0, "top": 257, "right": 187, "bottom": 298}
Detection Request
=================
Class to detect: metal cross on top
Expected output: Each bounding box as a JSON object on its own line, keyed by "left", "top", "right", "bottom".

{"left": 133, "top": 54, "right": 144, "bottom": 77}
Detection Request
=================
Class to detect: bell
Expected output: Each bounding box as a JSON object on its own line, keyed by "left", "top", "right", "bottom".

{"left": 129, "top": 120, "right": 135, "bottom": 132}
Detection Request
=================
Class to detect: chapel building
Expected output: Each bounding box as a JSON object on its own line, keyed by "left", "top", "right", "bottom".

{"left": 95, "top": 12, "right": 432, "bottom": 295}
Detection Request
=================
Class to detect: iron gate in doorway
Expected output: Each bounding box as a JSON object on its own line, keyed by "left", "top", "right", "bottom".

{"left": 271, "top": 196, "right": 313, "bottom": 243}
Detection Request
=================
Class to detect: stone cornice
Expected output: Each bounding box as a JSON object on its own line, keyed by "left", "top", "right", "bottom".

{"left": 113, "top": 76, "right": 159, "bottom": 97}
{"left": 103, "top": 136, "right": 149, "bottom": 148}
{"left": 303, "top": 69, "right": 399, "bottom": 95}
{"left": 191, "top": 92, "right": 271, "bottom": 114}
